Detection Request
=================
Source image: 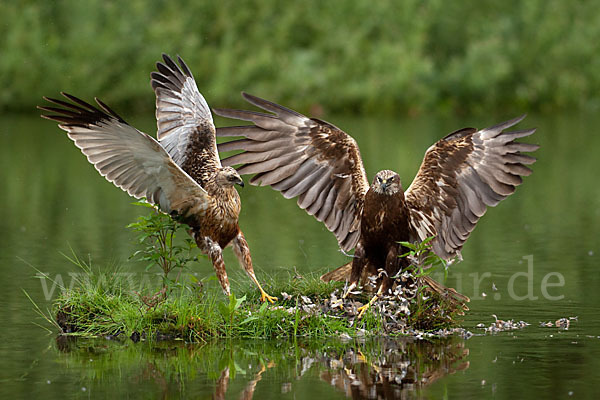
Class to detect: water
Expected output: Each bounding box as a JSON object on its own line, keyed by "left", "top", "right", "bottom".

{"left": 1, "top": 111, "right": 599, "bottom": 398}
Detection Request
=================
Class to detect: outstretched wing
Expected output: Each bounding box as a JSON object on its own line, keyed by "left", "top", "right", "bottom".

{"left": 214, "top": 93, "right": 369, "bottom": 252}
{"left": 39, "top": 93, "right": 211, "bottom": 217}
{"left": 151, "top": 54, "right": 220, "bottom": 184}
{"left": 405, "top": 115, "right": 538, "bottom": 260}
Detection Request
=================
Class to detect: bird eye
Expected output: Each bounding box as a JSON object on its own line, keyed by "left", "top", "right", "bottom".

{"left": 377, "top": 176, "right": 382, "bottom": 183}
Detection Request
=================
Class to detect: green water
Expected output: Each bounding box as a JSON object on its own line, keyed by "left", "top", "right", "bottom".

{"left": 1, "top": 112, "right": 599, "bottom": 399}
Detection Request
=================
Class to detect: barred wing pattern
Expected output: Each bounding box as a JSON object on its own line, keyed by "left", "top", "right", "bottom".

{"left": 151, "top": 54, "right": 220, "bottom": 171}
{"left": 39, "top": 93, "right": 211, "bottom": 217}
{"left": 405, "top": 115, "right": 538, "bottom": 260}
{"left": 214, "top": 93, "right": 370, "bottom": 252}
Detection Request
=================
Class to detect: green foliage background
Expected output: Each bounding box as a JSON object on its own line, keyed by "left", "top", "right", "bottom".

{"left": 2, "top": 0, "right": 599, "bottom": 115}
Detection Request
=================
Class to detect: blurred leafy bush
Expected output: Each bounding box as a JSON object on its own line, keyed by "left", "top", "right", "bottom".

{"left": 2, "top": 0, "right": 599, "bottom": 115}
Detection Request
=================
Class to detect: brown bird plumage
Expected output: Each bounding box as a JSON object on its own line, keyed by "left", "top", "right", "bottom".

{"left": 38, "top": 55, "right": 276, "bottom": 303}
{"left": 214, "top": 93, "right": 538, "bottom": 300}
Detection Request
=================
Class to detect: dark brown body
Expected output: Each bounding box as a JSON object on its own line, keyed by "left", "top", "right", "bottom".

{"left": 350, "top": 188, "right": 410, "bottom": 291}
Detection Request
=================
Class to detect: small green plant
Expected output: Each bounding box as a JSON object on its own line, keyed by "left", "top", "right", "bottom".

{"left": 218, "top": 293, "right": 246, "bottom": 331}
{"left": 127, "top": 201, "right": 198, "bottom": 287}
{"left": 398, "top": 237, "right": 448, "bottom": 280}
{"left": 398, "top": 237, "right": 467, "bottom": 330}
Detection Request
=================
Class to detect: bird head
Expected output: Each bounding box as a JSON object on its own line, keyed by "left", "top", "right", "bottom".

{"left": 372, "top": 170, "right": 402, "bottom": 195}
{"left": 217, "top": 166, "right": 244, "bottom": 188}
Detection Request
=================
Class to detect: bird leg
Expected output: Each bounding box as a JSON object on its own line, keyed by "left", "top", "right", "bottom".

{"left": 356, "top": 245, "right": 398, "bottom": 319}
{"left": 199, "top": 236, "right": 231, "bottom": 296}
{"left": 342, "top": 243, "right": 366, "bottom": 300}
{"left": 341, "top": 282, "right": 357, "bottom": 300}
{"left": 232, "top": 232, "right": 277, "bottom": 303}
{"left": 356, "top": 283, "right": 385, "bottom": 319}
{"left": 213, "top": 367, "right": 230, "bottom": 400}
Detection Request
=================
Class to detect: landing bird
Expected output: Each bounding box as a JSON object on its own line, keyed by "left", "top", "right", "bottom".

{"left": 213, "top": 93, "right": 538, "bottom": 315}
{"left": 38, "top": 56, "right": 277, "bottom": 303}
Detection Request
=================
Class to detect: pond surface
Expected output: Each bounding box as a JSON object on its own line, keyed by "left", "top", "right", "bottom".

{"left": 1, "top": 111, "right": 599, "bottom": 398}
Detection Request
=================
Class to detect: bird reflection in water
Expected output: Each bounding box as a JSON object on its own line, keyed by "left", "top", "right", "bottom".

{"left": 54, "top": 335, "right": 468, "bottom": 399}
{"left": 318, "top": 338, "right": 469, "bottom": 399}
{"left": 210, "top": 338, "right": 469, "bottom": 399}
{"left": 213, "top": 361, "right": 276, "bottom": 400}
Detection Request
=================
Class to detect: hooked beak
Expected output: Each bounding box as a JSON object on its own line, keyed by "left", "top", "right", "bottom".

{"left": 380, "top": 180, "right": 388, "bottom": 191}
{"left": 236, "top": 179, "right": 245, "bottom": 188}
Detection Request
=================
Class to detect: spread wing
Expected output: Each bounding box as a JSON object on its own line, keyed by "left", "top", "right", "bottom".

{"left": 151, "top": 54, "right": 220, "bottom": 182}
{"left": 405, "top": 115, "right": 538, "bottom": 261}
{"left": 38, "top": 93, "right": 211, "bottom": 217}
{"left": 214, "top": 93, "right": 369, "bottom": 252}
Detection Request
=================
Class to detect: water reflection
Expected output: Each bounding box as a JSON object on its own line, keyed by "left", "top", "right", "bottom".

{"left": 53, "top": 336, "right": 469, "bottom": 399}
{"left": 319, "top": 339, "right": 469, "bottom": 399}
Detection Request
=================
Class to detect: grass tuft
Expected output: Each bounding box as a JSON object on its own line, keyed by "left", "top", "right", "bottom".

{"left": 52, "top": 268, "right": 465, "bottom": 341}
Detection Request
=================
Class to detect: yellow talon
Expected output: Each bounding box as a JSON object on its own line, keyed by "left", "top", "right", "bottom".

{"left": 356, "top": 294, "right": 379, "bottom": 319}
{"left": 356, "top": 303, "right": 370, "bottom": 319}
{"left": 260, "top": 291, "right": 278, "bottom": 303}
{"left": 357, "top": 350, "right": 367, "bottom": 363}
{"left": 342, "top": 282, "right": 357, "bottom": 300}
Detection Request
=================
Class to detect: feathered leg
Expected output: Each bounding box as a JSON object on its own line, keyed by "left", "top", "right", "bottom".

{"left": 194, "top": 234, "right": 231, "bottom": 296}
{"left": 356, "top": 245, "right": 398, "bottom": 319}
{"left": 343, "top": 242, "right": 366, "bottom": 299}
{"left": 232, "top": 232, "right": 277, "bottom": 303}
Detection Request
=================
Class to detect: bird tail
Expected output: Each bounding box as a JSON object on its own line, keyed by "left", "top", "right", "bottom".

{"left": 320, "top": 262, "right": 352, "bottom": 282}
{"left": 421, "top": 275, "right": 470, "bottom": 310}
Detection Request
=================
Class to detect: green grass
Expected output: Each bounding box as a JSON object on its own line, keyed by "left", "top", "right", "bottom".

{"left": 52, "top": 270, "right": 345, "bottom": 341}
{"left": 50, "top": 264, "right": 464, "bottom": 342}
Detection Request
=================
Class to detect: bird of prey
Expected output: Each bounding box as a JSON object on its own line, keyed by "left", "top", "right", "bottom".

{"left": 38, "top": 56, "right": 277, "bottom": 303}
{"left": 214, "top": 93, "right": 538, "bottom": 313}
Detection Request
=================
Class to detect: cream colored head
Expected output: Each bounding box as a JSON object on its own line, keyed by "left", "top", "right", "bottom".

{"left": 372, "top": 169, "right": 402, "bottom": 195}
{"left": 216, "top": 166, "right": 244, "bottom": 187}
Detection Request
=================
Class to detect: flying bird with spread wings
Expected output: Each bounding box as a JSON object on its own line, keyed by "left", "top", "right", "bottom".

{"left": 38, "top": 55, "right": 277, "bottom": 303}
{"left": 214, "top": 94, "right": 538, "bottom": 313}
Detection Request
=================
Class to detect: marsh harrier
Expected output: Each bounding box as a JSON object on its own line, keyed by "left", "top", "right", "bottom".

{"left": 214, "top": 94, "right": 538, "bottom": 311}
{"left": 38, "top": 56, "right": 276, "bottom": 303}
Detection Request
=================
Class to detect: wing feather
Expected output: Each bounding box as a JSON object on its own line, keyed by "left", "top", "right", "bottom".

{"left": 214, "top": 93, "right": 370, "bottom": 252}
{"left": 39, "top": 93, "right": 211, "bottom": 218}
{"left": 406, "top": 115, "right": 538, "bottom": 260}
{"left": 314, "top": 185, "right": 336, "bottom": 219}
{"left": 151, "top": 54, "right": 220, "bottom": 174}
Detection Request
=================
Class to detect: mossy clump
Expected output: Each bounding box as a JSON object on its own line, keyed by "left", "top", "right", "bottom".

{"left": 52, "top": 268, "right": 466, "bottom": 342}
